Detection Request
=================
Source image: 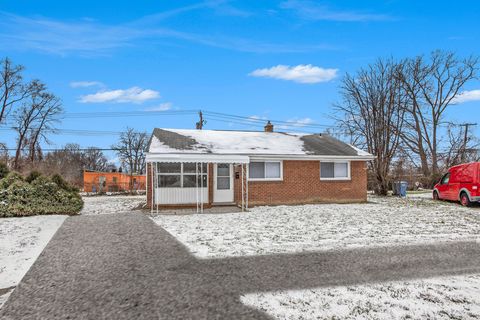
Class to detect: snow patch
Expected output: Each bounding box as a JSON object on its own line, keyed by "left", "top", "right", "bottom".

{"left": 0, "top": 215, "right": 66, "bottom": 289}
{"left": 241, "top": 274, "right": 480, "bottom": 319}
{"left": 80, "top": 195, "right": 145, "bottom": 215}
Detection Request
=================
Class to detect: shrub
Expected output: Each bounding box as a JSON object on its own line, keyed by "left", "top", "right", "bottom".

{"left": 0, "top": 162, "right": 8, "bottom": 179}
{"left": 51, "top": 173, "right": 78, "bottom": 192}
{"left": 0, "top": 172, "right": 24, "bottom": 189}
{"left": 25, "top": 170, "right": 42, "bottom": 183}
{"left": 0, "top": 171, "right": 83, "bottom": 217}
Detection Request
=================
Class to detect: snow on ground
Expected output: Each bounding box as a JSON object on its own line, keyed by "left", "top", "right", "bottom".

{"left": 241, "top": 274, "right": 480, "bottom": 320}
{"left": 152, "top": 196, "right": 480, "bottom": 259}
{"left": 0, "top": 215, "right": 66, "bottom": 307}
{"left": 152, "top": 196, "right": 480, "bottom": 319}
{"left": 80, "top": 195, "right": 145, "bottom": 215}
{"left": 407, "top": 190, "right": 435, "bottom": 199}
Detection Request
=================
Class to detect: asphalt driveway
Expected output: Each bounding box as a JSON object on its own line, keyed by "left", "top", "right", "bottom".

{"left": 1, "top": 212, "right": 480, "bottom": 319}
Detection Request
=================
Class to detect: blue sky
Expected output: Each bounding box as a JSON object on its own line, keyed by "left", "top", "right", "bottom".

{"left": 1, "top": 0, "right": 479, "bottom": 157}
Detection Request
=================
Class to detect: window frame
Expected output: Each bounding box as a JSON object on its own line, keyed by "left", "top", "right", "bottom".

{"left": 248, "top": 160, "right": 283, "bottom": 181}
{"left": 156, "top": 163, "right": 208, "bottom": 188}
{"left": 440, "top": 172, "right": 450, "bottom": 185}
{"left": 320, "top": 161, "right": 351, "bottom": 181}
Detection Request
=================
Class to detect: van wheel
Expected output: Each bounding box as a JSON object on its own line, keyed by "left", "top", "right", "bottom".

{"left": 460, "top": 192, "right": 471, "bottom": 207}
{"left": 433, "top": 191, "right": 440, "bottom": 201}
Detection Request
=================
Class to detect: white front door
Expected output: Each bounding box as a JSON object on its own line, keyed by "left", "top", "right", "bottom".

{"left": 214, "top": 163, "right": 234, "bottom": 203}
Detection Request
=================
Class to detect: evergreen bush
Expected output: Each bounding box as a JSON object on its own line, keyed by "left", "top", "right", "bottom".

{"left": 0, "top": 171, "right": 83, "bottom": 217}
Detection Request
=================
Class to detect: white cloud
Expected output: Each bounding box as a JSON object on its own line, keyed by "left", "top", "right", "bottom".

{"left": 70, "top": 81, "right": 104, "bottom": 88}
{"left": 288, "top": 117, "right": 314, "bottom": 126}
{"left": 277, "top": 117, "right": 315, "bottom": 129}
{"left": 451, "top": 89, "right": 480, "bottom": 104}
{"left": 249, "top": 64, "right": 338, "bottom": 84}
{"left": 248, "top": 115, "right": 268, "bottom": 121}
{"left": 79, "top": 87, "right": 160, "bottom": 104}
{"left": 280, "top": 0, "right": 392, "bottom": 22}
{"left": 145, "top": 102, "right": 173, "bottom": 111}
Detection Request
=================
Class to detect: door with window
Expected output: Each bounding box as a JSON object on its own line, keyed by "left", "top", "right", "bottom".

{"left": 214, "top": 163, "right": 233, "bottom": 203}
{"left": 437, "top": 172, "right": 451, "bottom": 200}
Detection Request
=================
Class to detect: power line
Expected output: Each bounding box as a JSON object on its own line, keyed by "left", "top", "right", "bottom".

{"left": 1, "top": 148, "right": 118, "bottom": 151}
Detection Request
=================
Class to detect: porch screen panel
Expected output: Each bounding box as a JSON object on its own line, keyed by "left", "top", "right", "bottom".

{"left": 156, "top": 162, "right": 207, "bottom": 188}
{"left": 157, "top": 163, "right": 181, "bottom": 187}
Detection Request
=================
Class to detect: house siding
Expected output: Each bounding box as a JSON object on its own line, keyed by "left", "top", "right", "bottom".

{"left": 234, "top": 160, "right": 367, "bottom": 206}
{"left": 146, "top": 160, "right": 367, "bottom": 209}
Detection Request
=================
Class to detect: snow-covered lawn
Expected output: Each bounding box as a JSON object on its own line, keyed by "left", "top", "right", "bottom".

{"left": 0, "top": 215, "right": 66, "bottom": 308}
{"left": 80, "top": 195, "right": 145, "bottom": 215}
{"left": 241, "top": 274, "right": 480, "bottom": 320}
{"left": 152, "top": 196, "right": 480, "bottom": 319}
{"left": 152, "top": 196, "right": 480, "bottom": 258}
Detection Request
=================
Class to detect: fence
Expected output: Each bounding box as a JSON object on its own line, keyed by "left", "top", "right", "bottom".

{"left": 83, "top": 181, "right": 146, "bottom": 193}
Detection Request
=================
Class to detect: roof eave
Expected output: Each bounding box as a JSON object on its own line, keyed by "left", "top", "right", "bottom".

{"left": 146, "top": 152, "right": 375, "bottom": 161}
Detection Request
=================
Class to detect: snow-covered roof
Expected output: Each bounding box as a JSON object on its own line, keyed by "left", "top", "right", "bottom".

{"left": 147, "top": 128, "right": 373, "bottom": 159}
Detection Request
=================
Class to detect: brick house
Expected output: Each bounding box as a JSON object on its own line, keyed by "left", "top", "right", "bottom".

{"left": 83, "top": 170, "right": 146, "bottom": 193}
{"left": 146, "top": 124, "right": 373, "bottom": 212}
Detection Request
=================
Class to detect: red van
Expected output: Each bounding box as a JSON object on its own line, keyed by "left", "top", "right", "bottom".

{"left": 433, "top": 162, "right": 480, "bottom": 206}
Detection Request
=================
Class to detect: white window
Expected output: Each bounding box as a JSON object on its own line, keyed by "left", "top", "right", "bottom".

{"left": 320, "top": 161, "right": 350, "bottom": 180}
{"left": 156, "top": 163, "right": 207, "bottom": 188}
{"left": 248, "top": 161, "right": 282, "bottom": 180}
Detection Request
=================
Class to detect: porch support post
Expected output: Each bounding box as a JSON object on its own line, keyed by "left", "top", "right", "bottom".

{"left": 195, "top": 162, "right": 199, "bottom": 213}
{"left": 246, "top": 163, "right": 249, "bottom": 210}
{"left": 241, "top": 164, "right": 244, "bottom": 212}
{"left": 201, "top": 162, "right": 204, "bottom": 213}
{"left": 150, "top": 162, "right": 154, "bottom": 214}
{"left": 155, "top": 162, "right": 159, "bottom": 214}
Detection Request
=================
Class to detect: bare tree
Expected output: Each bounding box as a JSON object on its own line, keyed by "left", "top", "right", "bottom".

{"left": 112, "top": 128, "right": 148, "bottom": 190}
{"left": 41, "top": 144, "right": 84, "bottom": 185}
{"left": 0, "top": 58, "right": 32, "bottom": 125}
{"left": 82, "top": 147, "right": 110, "bottom": 171}
{"left": 398, "top": 51, "right": 479, "bottom": 180}
{"left": 336, "top": 59, "right": 407, "bottom": 195}
{"left": 12, "top": 81, "right": 62, "bottom": 169}
{"left": 440, "top": 124, "right": 479, "bottom": 169}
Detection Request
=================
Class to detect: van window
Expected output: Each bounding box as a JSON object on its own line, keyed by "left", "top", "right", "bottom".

{"left": 440, "top": 173, "right": 450, "bottom": 185}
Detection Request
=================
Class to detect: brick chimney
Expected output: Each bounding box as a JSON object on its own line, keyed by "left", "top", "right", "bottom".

{"left": 264, "top": 121, "right": 274, "bottom": 132}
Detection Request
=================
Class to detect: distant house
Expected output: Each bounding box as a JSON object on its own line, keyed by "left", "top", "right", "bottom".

{"left": 145, "top": 123, "right": 373, "bottom": 212}
{"left": 83, "top": 170, "right": 146, "bottom": 193}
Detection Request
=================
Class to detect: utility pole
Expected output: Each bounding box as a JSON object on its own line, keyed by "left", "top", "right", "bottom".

{"left": 196, "top": 110, "right": 206, "bottom": 130}
{"left": 459, "top": 122, "right": 477, "bottom": 162}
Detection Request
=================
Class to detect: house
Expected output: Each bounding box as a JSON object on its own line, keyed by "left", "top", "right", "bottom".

{"left": 83, "top": 170, "right": 146, "bottom": 193}
{"left": 145, "top": 123, "right": 374, "bottom": 212}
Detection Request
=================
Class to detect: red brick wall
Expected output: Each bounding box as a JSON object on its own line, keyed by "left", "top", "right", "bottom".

{"left": 234, "top": 160, "right": 367, "bottom": 206}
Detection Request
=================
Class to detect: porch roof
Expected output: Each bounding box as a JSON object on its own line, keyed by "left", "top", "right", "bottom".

{"left": 146, "top": 153, "right": 249, "bottom": 164}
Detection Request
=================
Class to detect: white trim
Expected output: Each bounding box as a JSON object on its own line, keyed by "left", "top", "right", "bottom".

{"left": 213, "top": 163, "right": 234, "bottom": 203}
{"left": 248, "top": 160, "right": 283, "bottom": 181}
{"left": 320, "top": 160, "right": 351, "bottom": 181}
{"left": 249, "top": 154, "right": 374, "bottom": 161}
{"left": 146, "top": 153, "right": 249, "bottom": 163}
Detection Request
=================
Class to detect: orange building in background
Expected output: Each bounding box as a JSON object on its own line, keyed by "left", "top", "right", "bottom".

{"left": 83, "top": 170, "right": 146, "bottom": 193}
